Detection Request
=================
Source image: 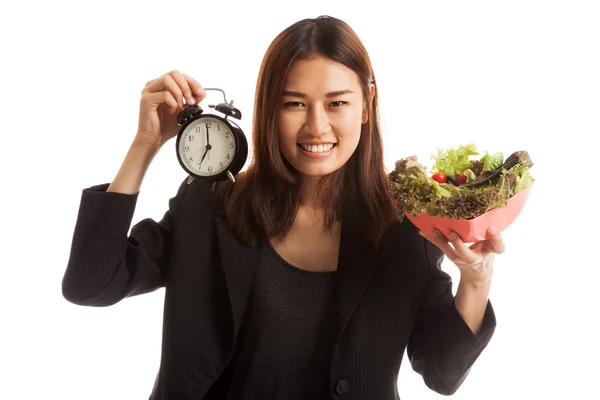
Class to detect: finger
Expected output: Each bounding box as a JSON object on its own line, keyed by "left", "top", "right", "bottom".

{"left": 419, "top": 230, "right": 459, "bottom": 261}
{"left": 467, "top": 241, "right": 489, "bottom": 263}
{"left": 144, "top": 73, "right": 184, "bottom": 110}
{"left": 142, "top": 90, "right": 179, "bottom": 116}
{"left": 182, "top": 73, "right": 206, "bottom": 101}
{"left": 161, "top": 91, "right": 180, "bottom": 116}
{"left": 468, "top": 241, "right": 485, "bottom": 252}
{"left": 143, "top": 79, "right": 155, "bottom": 90}
{"left": 143, "top": 74, "right": 171, "bottom": 93}
{"left": 168, "top": 70, "right": 196, "bottom": 105}
{"left": 447, "top": 231, "right": 483, "bottom": 265}
{"left": 485, "top": 226, "right": 506, "bottom": 254}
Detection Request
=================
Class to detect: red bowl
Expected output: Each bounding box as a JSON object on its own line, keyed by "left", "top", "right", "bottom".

{"left": 405, "top": 183, "right": 534, "bottom": 243}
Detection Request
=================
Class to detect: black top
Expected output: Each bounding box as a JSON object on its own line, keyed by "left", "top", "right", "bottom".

{"left": 206, "top": 241, "right": 339, "bottom": 399}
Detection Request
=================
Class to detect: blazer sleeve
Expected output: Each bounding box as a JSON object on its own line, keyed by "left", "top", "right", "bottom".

{"left": 406, "top": 236, "right": 496, "bottom": 395}
{"left": 61, "top": 177, "right": 190, "bottom": 307}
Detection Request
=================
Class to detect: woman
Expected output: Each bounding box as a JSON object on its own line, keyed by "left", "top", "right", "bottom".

{"left": 62, "top": 15, "right": 503, "bottom": 399}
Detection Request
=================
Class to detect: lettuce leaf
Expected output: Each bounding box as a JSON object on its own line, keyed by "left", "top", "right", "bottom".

{"left": 425, "top": 185, "right": 508, "bottom": 219}
{"left": 388, "top": 157, "right": 437, "bottom": 216}
{"left": 463, "top": 169, "right": 477, "bottom": 183}
{"left": 431, "top": 143, "right": 479, "bottom": 176}
{"left": 481, "top": 151, "right": 504, "bottom": 172}
{"left": 498, "top": 169, "right": 517, "bottom": 198}
{"left": 511, "top": 164, "right": 534, "bottom": 194}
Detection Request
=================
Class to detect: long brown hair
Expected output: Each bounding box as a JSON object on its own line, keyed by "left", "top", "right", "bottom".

{"left": 214, "top": 15, "right": 397, "bottom": 248}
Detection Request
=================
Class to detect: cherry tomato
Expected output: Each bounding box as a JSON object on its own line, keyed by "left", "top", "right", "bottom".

{"left": 432, "top": 172, "right": 447, "bottom": 183}
{"left": 456, "top": 172, "right": 467, "bottom": 185}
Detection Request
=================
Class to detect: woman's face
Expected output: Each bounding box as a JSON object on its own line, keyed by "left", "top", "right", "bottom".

{"left": 277, "top": 56, "right": 372, "bottom": 180}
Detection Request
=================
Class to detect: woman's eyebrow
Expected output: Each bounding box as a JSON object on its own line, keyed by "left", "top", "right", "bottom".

{"left": 282, "top": 89, "right": 354, "bottom": 98}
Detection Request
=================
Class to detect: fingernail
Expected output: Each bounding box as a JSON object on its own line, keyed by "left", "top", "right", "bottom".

{"left": 188, "top": 97, "right": 195, "bottom": 105}
{"left": 489, "top": 226, "right": 498, "bottom": 235}
{"left": 449, "top": 232, "right": 457, "bottom": 241}
{"left": 433, "top": 230, "right": 442, "bottom": 239}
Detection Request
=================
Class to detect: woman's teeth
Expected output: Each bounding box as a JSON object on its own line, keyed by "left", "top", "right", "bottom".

{"left": 298, "top": 143, "right": 335, "bottom": 153}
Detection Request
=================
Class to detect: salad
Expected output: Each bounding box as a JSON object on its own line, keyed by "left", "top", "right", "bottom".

{"left": 388, "top": 143, "right": 534, "bottom": 221}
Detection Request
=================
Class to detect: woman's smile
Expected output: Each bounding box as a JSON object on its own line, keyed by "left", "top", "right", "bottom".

{"left": 297, "top": 143, "right": 337, "bottom": 158}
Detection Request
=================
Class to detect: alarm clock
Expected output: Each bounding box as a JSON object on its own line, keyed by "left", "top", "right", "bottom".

{"left": 175, "top": 88, "right": 248, "bottom": 183}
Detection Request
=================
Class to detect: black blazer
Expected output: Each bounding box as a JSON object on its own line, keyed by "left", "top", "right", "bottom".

{"left": 62, "top": 176, "right": 496, "bottom": 400}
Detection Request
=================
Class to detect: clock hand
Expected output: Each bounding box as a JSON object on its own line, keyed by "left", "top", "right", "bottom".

{"left": 200, "top": 147, "right": 209, "bottom": 165}
{"left": 205, "top": 124, "right": 212, "bottom": 162}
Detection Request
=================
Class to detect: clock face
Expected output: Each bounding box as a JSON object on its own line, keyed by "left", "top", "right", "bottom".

{"left": 178, "top": 117, "right": 236, "bottom": 177}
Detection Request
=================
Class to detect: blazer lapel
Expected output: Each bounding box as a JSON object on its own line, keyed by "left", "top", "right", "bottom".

{"left": 215, "top": 217, "right": 262, "bottom": 337}
{"left": 333, "top": 209, "right": 382, "bottom": 345}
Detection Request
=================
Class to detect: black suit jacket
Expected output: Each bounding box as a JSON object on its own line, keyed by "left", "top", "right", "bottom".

{"left": 62, "top": 176, "right": 496, "bottom": 399}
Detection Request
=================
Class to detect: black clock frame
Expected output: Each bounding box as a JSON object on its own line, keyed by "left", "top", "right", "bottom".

{"left": 175, "top": 104, "right": 248, "bottom": 182}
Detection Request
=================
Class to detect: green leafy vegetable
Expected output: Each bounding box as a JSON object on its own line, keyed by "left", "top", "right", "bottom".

{"left": 463, "top": 169, "right": 477, "bottom": 183}
{"left": 481, "top": 151, "right": 504, "bottom": 172}
{"left": 511, "top": 164, "right": 534, "bottom": 194}
{"left": 431, "top": 143, "right": 479, "bottom": 176}
{"left": 388, "top": 145, "right": 535, "bottom": 220}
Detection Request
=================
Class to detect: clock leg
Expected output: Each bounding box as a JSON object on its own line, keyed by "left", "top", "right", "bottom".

{"left": 227, "top": 171, "right": 235, "bottom": 183}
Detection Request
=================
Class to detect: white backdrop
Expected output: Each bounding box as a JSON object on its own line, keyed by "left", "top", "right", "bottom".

{"left": 1, "top": 1, "right": 599, "bottom": 399}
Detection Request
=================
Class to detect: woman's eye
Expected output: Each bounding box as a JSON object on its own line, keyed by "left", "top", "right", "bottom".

{"left": 283, "top": 101, "right": 347, "bottom": 108}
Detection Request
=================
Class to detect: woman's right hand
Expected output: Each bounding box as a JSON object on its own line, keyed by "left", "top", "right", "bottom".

{"left": 135, "top": 70, "right": 207, "bottom": 148}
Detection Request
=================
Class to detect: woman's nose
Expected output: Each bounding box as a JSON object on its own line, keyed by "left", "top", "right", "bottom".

{"left": 305, "top": 105, "right": 330, "bottom": 135}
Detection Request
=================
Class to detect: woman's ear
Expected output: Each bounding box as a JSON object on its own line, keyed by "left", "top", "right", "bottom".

{"left": 362, "top": 83, "right": 375, "bottom": 124}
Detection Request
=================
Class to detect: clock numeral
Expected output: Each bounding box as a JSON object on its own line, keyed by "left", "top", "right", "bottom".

{"left": 229, "top": 143, "right": 234, "bottom": 149}
{"left": 219, "top": 162, "right": 223, "bottom": 169}
{"left": 208, "top": 166, "right": 213, "bottom": 173}
{"left": 218, "top": 125, "right": 220, "bottom": 131}
{"left": 205, "top": 122, "right": 212, "bottom": 129}
{"left": 226, "top": 153, "right": 230, "bottom": 160}
{"left": 225, "top": 132, "right": 229, "bottom": 138}
{"left": 183, "top": 145, "right": 189, "bottom": 152}
{"left": 189, "top": 156, "right": 194, "bottom": 163}
{"left": 195, "top": 126, "right": 202, "bottom": 133}
{"left": 188, "top": 135, "right": 195, "bottom": 142}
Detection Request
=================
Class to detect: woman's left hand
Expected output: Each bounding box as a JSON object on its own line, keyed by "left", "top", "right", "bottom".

{"left": 419, "top": 226, "right": 506, "bottom": 283}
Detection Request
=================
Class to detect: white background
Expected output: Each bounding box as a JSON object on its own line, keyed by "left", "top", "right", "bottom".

{"left": 1, "top": 1, "right": 598, "bottom": 399}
